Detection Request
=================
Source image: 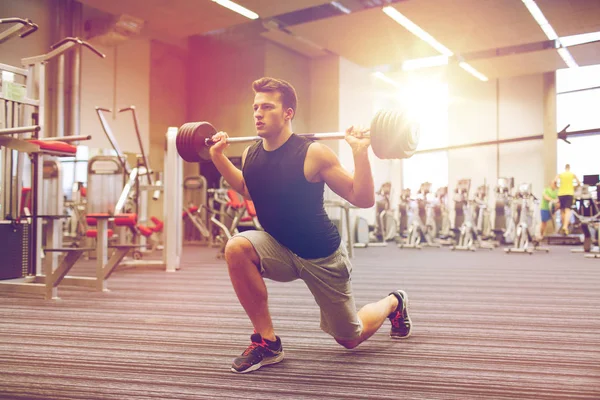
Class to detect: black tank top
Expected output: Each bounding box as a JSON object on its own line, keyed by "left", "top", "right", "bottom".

{"left": 242, "top": 134, "right": 341, "bottom": 258}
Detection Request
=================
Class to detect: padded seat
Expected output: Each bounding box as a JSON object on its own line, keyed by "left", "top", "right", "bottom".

{"left": 28, "top": 140, "right": 77, "bottom": 154}
{"left": 227, "top": 190, "right": 245, "bottom": 209}
{"left": 86, "top": 213, "right": 111, "bottom": 227}
{"left": 183, "top": 206, "right": 199, "bottom": 218}
{"left": 114, "top": 213, "right": 137, "bottom": 227}
{"left": 86, "top": 229, "right": 114, "bottom": 238}
{"left": 150, "top": 216, "right": 164, "bottom": 232}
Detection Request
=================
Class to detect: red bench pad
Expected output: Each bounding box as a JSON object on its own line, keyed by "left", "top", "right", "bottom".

{"left": 28, "top": 140, "right": 77, "bottom": 154}
{"left": 86, "top": 229, "right": 114, "bottom": 238}
{"left": 150, "top": 217, "right": 164, "bottom": 232}
{"left": 114, "top": 213, "right": 137, "bottom": 227}
{"left": 86, "top": 213, "right": 111, "bottom": 227}
{"left": 138, "top": 225, "right": 154, "bottom": 237}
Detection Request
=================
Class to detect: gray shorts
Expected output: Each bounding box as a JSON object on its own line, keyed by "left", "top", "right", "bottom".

{"left": 234, "top": 230, "right": 363, "bottom": 340}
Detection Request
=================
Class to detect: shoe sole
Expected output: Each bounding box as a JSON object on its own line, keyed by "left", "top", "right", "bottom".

{"left": 391, "top": 290, "right": 412, "bottom": 339}
{"left": 230, "top": 351, "right": 285, "bottom": 374}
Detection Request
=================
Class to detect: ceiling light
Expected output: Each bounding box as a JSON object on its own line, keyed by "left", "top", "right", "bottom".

{"left": 373, "top": 71, "right": 401, "bottom": 88}
{"left": 560, "top": 31, "right": 600, "bottom": 47}
{"left": 539, "top": 23, "right": 558, "bottom": 40}
{"left": 382, "top": 6, "right": 453, "bottom": 56}
{"left": 521, "top": 0, "right": 578, "bottom": 68}
{"left": 459, "top": 62, "right": 488, "bottom": 81}
{"left": 402, "top": 55, "right": 449, "bottom": 71}
{"left": 330, "top": 1, "right": 351, "bottom": 14}
{"left": 212, "top": 0, "right": 259, "bottom": 20}
{"left": 521, "top": 0, "right": 548, "bottom": 25}
{"left": 557, "top": 48, "right": 578, "bottom": 68}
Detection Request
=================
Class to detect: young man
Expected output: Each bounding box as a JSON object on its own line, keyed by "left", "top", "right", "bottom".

{"left": 209, "top": 77, "right": 412, "bottom": 374}
{"left": 554, "top": 164, "right": 581, "bottom": 235}
{"left": 538, "top": 180, "right": 558, "bottom": 240}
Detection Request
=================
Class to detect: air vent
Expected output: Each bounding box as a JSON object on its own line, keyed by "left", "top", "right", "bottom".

{"left": 274, "top": 3, "right": 348, "bottom": 26}
{"left": 271, "top": 0, "right": 406, "bottom": 27}
{"left": 84, "top": 14, "right": 144, "bottom": 47}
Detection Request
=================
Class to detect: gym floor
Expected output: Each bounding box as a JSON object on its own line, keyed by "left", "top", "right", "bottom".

{"left": 0, "top": 245, "right": 598, "bottom": 400}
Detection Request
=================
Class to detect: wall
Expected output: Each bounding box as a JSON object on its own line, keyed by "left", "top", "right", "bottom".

{"left": 147, "top": 40, "right": 188, "bottom": 220}
{"left": 1, "top": 0, "right": 188, "bottom": 226}
{"left": 448, "top": 69, "right": 546, "bottom": 199}
{"left": 337, "top": 57, "right": 382, "bottom": 225}
{"left": 188, "top": 34, "right": 266, "bottom": 160}
{"left": 308, "top": 55, "right": 340, "bottom": 141}
{"left": 0, "top": 0, "right": 57, "bottom": 66}
{"left": 80, "top": 36, "right": 151, "bottom": 155}
{"left": 0, "top": 0, "right": 152, "bottom": 154}
{"left": 264, "top": 42, "right": 310, "bottom": 135}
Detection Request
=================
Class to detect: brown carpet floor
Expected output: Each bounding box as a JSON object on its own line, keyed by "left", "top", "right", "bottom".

{"left": 0, "top": 244, "right": 598, "bottom": 399}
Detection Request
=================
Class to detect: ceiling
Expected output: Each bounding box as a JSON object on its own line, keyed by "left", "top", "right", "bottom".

{"left": 76, "top": 0, "right": 600, "bottom": 80}
{"left": 76, "top": 0, "right": 330, "bottom": 38}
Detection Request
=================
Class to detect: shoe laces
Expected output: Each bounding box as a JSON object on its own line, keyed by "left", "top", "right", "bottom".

{"left": 390, "top": 312, "right": 402, "bottom": 328}
{"left": 243, "top": 338, "right": 268, "bottom": 356}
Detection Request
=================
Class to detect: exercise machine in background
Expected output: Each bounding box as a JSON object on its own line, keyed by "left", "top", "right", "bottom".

{"left": 571, "top": 174, "right": 600, "bottom": 258}
{"left": 505, "top": 183, "right": 549, "bottom": 254}
{"left": 399, "top": 182, "right": 439, "bottom": 249}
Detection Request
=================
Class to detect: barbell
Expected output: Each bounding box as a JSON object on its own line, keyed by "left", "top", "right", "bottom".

{"left": 175, "top": 109, "right": 420, "bottom": 162}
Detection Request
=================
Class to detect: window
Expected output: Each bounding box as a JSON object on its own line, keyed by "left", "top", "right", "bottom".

{"left": 556, "top": 64, "right": 600, "bottom": 176}
{"left": 400, "top": 82, "right": 449, "bottom": 192}
{"left": 557, "top": 88, "right": 600, "bottom": 131}
{"left": 402, "top": 151, "right": 449, "bottom": 194}
{"left": 557, "top": 136, "right": 600, "bottom": 177}
{"left": 61, "top": 146, "right": 89, "bottom": 200}
{"left": 557, "top": 64, "right": 600, "bottom": 93}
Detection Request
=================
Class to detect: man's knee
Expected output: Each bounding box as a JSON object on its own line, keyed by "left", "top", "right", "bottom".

{"left": 224, "top": 237, "right": 259, "bottom": 266}
{"left": 335, "top": 337, "right": 361, "bottom": 350}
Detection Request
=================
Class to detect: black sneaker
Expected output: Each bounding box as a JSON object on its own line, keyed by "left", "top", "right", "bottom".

{"left": 231, "top": 333, "right": 284, "bottom": 373}
{"left": 388, "top": 290, "right": 412, "bottom": 339}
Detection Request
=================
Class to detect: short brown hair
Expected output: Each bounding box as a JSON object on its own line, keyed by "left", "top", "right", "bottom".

{"left": 252, "top": 77, "right": 297, "bottom": 118}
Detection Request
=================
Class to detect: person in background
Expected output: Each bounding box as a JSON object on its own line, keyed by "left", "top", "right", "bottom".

{"left": 538, "top": 180, "right": 558, "bottom": 241}
{"left": 554, "top": 164, "right": 581, "bottom": 235}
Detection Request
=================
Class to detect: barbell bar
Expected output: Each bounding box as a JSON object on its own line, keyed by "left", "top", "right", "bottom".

{"left": 176, "top": 109, "right": 420, "bottom": 162}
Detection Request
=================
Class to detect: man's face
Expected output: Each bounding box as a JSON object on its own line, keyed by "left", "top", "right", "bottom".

{"left": 253, "top": 91, "right": 291, "bottom": 137}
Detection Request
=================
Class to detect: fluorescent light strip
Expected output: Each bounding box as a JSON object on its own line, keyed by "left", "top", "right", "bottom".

{"left": 459, "top": 62, "right": 488, "bottom": 81}
{"left": 382, "top": 6, "right": 453, "bottom": 56}
{"left": 560, "top": 31, "right": 600, "bottom": 47}
{"left": 521, "top": 0, "right": 578, "bottom": 68}
{"left": 402, "top": 55, "right": 449, "bottom": 71}
{"left": 330, "top": 1, "right": 351, "bottom": 14}
{"left": 539, "top": 23, "right": 558, "bottom": 40}
{"left": 212, "top": 0, "right": 259, "bottom": 20}
{"left": 382, "top": 6, "right": 488, "bottom": 80}
{"left": 373, "top": 71, "right": 401, "bottom": 88}
{"left": 557, "top": 48, "right": 578, "bottom": 68}
{"left": 521, "top": 0, "right": 548, "bottom": 25}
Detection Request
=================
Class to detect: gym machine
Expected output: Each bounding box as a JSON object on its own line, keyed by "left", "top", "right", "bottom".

{"left": 399, "top": 182, "right": 440, "bottom": 249}
{"left": 434, "top": 186, "right": 453, "bottom": 246}
{"left": 571, "top": 174, "right": 600, "bottom": 258}
{"left": 491, "top": 177, "right": 515, "bottom": 244}
{"left": 504, "top": 183, "right": 549, "bottom": 254}
{"left": 474, "top": 183, "right": 494, "bottom": 242}
{"left": 94, "top": 106, "right": 167, "bottom": 263}
{"left": 182, "top": 175, "right": 210, "bottom": 244}
{"left": 450, "top": 179, "right": 493, "bottom": 251}
{"left": 397, "top": 188, "right": 411, "bottom": 239}
{"left": 369, "top": 182, "right": 397, "bottom": 246}
{"left": 0, "top": 31, "right": 113, "bottom": 299}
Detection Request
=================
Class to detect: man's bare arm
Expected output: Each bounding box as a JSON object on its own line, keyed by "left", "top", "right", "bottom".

{"left": 209, "top": 132, "right": 251, "bottom": 199}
